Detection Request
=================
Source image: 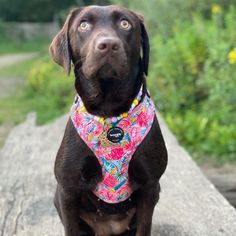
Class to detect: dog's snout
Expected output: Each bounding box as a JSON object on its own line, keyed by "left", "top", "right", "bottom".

{"left": 96, "top": 37, "right": 121, "bottom": 54}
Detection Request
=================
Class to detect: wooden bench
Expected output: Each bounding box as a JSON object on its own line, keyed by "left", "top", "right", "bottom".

{"left": 1, "top": 113, "right": 236, "bottom": 236}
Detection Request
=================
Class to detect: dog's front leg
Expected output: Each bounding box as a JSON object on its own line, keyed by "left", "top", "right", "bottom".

{"left": 57, "top": 186, "right": 82, "bottom": 236}
{"left": 135, "top": 182, "right": 160, "bottom": 236}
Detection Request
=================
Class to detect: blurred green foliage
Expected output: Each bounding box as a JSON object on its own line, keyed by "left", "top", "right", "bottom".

{"left": 0, "top": 0, "right": 110, "bottom": 22}
{"left": 0, "top": 0, "right": 75, "bottom": 22}
{"left": 152, "top": 6, "right": 236, "bottom": 162}
{"left": 26, "top": 57, "right": 75, "bottom": 123}
{"left": 0, "top": 55, "right": 74, "bottom": 125}
{"left": 0, "top": 39, "right": 49, "bottom": 54}
{"left": 111, "top": 0, "right": 236, "bottom": 36}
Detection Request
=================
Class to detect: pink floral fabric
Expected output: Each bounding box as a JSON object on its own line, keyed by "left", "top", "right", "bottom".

{"left": 70, "top": 93, "right": 156, "bottom": 204}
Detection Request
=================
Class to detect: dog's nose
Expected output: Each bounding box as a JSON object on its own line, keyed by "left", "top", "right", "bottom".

{"left": 96, "top": 37, "right": 121, "bottom": 54}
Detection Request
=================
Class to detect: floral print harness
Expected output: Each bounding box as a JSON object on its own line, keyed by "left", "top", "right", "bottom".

{"left": 70, "top": 88, "right": 156, "bottom": 204}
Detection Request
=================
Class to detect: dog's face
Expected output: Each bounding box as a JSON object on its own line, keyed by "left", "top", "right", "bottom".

{"left": 50, "top": 5, "right": 149, "bottom": 117}
{"left": 50, "top": 5, "right": 149, "bottom": 80}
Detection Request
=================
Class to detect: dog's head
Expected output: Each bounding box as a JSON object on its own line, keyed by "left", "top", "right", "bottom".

{"left": 50, "top": 5, "right": 149, "bottom": 78}
{"left": 49, "top": 5, "right": 149, "bottom": 116}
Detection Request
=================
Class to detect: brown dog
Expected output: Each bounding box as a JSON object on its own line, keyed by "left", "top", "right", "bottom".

{"left": 50, "top": 5, "right": 167, "bottom": 236}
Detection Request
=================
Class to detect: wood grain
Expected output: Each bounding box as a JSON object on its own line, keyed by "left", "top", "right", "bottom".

{"left": 0, "top": 113, "right": 236, "bottom": 235}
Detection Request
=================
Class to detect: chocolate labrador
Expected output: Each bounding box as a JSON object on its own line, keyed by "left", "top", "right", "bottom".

{"left": 49, "top": 5, "right": 167, "bottom": 236}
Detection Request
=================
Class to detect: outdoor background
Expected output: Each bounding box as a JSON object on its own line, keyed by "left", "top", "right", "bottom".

{"left": 0, "top": 0, "right": 235, "bottom": 192}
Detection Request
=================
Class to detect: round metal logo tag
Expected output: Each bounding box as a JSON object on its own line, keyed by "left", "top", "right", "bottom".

{"left": 107, "top": 127, "right": 124, "bottom": 143}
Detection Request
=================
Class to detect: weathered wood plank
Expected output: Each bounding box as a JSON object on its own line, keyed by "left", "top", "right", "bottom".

{"left": 0, "top": 113, "right": 236, "bottom": 236}
{"left": 205, "top": 174, "right": 236, "bottom": 208}
{"left": 0, "top": 113, "right": 64, "bottom": 236}
{"left": 154, "top": 115, "right": 236, "bottom": 235}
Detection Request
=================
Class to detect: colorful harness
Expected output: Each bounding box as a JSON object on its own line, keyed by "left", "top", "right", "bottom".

{"left": 70, "top": 88, "right": 156, "bottom": 203}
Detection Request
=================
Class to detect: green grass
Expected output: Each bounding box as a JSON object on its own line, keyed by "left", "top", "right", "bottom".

{"left": 0, "top": 39, "right": 50, "bottom": 55}
{"left": 0, "top": 42, "right": 53, "bottom": 146}
{"left": 0, "top": 55, "right": 39, "bottom": 125}
{"left": 0, "top": 88, "right": 72, "bottom": 126}
{"left": 0, "top": 90, "right": 31, "bottom": 125}
{"left": 0, "top": 53, "right": 45, "bottom": 76}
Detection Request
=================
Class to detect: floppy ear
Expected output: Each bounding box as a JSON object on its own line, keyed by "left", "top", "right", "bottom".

{"left": 132, "top": 12, "right": 150, "bottom": 76}
{"left": 49, "top": 8, "right": 81, "bottom": 74}
{"left": 140, "top": 22, "right": 150, "bottom": 76}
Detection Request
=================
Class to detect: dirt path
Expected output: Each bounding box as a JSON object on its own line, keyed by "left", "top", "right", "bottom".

{"left": 0, "top": 52, "right": 37, "bottom": 69}
{"left": 0, "top": 52, "right": 37, "bottom": 147}
{"left": 0, "top": 52, "right": 37, "bottom": 97}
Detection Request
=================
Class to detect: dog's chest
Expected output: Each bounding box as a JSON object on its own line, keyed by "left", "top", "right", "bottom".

{"left": 71, "top": 93, "right": 156, "bottom": 204}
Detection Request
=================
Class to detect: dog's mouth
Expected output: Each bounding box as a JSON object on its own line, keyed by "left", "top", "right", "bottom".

{"left": 81, "top": 53, "right": 129, "bottom": 80}
{"left": 96, "top": 63, "right": 119, "bottom": 80}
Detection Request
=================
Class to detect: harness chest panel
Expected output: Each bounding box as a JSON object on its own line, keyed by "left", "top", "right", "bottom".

{"left": 70, "top": 93, "right": 155, "bottom": 204}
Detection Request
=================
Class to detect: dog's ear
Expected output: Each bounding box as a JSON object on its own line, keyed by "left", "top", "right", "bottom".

{"left": 130, "top": 12, "right": 150, "bottom": 76}
{"left": 140, "top": 22, "right": 150, "bottom": 76}
{"left": 49, "top": 8, "right": 82, "bottom": 74}
{"left": 138, "top": 14, "right": 150, "bottom": 76}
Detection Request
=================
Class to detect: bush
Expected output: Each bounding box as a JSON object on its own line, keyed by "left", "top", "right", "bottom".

{"left": 26, "top": 57, "right": 75, "bottom": 123}
{"left": 0, "top": 0, "right": 76, "bottom": 22}
{"left": 0, "top": 0, "right": 111, "bottom": 22}
{"left": 149, "top": 6, "right": 236, "bottom": 162}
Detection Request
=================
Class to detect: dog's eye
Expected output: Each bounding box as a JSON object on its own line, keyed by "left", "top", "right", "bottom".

{"left": 120, "top": 20, "right": 131, "bottom": 30}
{"left": 79, "top": 21, "right": 90, "bottom": 31}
